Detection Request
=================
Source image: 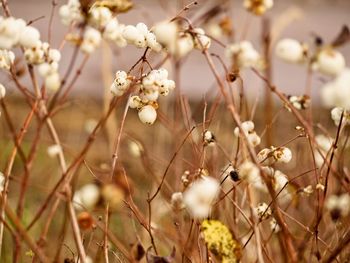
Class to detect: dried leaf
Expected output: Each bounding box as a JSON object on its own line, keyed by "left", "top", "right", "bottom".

{"left": 331, "top": 25, "right": 350, "bottom": 47}
{"left": 92, "top": 0, "right": 133, "bottom": 13}
{"left": 146, "top": 247, "right": 176, "bottom": 263}
{"left": 131, "top": 241, "right": 145, "bottom": 261}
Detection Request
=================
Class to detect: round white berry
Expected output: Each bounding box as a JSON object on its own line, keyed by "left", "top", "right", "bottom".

{"left": 145, "top": 32, "right": 162, "bottom": 52}
{"left": 110, "top": 82, "right": 124, "bottom": 96}
{"left": 275, "top": 38, "right": 305, "bottom": 63}
{"left": 47, "top": 144, "right": 62, "bottom": 157}
{"left": 45, "top": 73, "right": 60, "bottom": 91}
{"left": 122, "top": 25, "right": 140, "bottom": 43}
{"left": 136, "top": 23, "right": 148, "bottom": 36}
{"left": 175, "top": 34, "right": 194, "bottom": 57}
{"left": 19, "top": 26, "right": 41, "bottom": 48}
{"left": 48, "top": 49, "right": 61, "bottom": 62}
{"left": 316, "top": 49, "right": 345, "bottom": 76}
{"left": 38, "top": 63, "right": 53, "bottom": 77}
{"left": 115, "top": 70, "right": 127, "bottom": 79}
{"left": 247, "top": 132, "right": 261, "bottom": 146}
{"left": 128, "top": 95, "right": 142, "bottom": 109}
{"left": 138, "top": 105, "right": 157, "bottom": 125}
{"left": 152, "top": 21, "right": 178, "bottom": 49}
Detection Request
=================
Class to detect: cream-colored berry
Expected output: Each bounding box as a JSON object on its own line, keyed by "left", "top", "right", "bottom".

{"left": 276, "top": 38, "right": 306, "bottom": 63}
{"left": 138, "top": 105, "right": 157, "bottom": 125}
{"left": 315, "top": 48, "right": 345, "bottom": 76}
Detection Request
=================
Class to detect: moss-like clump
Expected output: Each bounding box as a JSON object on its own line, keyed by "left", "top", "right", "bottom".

{"left": 201, "top": 220, "right": 241, "bottom": 263}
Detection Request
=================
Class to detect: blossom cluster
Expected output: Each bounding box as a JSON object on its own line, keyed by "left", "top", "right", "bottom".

{"left": 243, "top": 0, "right": 274, "bottom": 15}
{"left": 234, "top": 120, "right": 261, "bottom": 146}
{"left": 73, "top": 183, "right": 100, "bottom": 211}
{"left": 275, "top": 38, "right": 346, "bottom": 77}
{"left": 314, "top": 134, "right": 333, "bottom": 167}
{"left": 321, "top": 68, "right": 350, "bottom": 110}
{"left": 128, "top": 68, "right": 175, "bottom": 125}
{"left": 182, "top": 176, "right": 220, "bottom": 219}
{"left": 226, "top": 41, "right": 263, "bottom": 69}
{"left": 153, "top": 21, "right": 211, "bottom": 57}
{"left": 236, "top": 161, "right": 292, "bottom": 204}
{"left": 257, "top": 146, "right": 292, "bottom": 165}
{"left": 0, "top": 16, "right": 40, "bottom": 50}
{"left": 0, "top": 15, "right": 62, "bottom": 90}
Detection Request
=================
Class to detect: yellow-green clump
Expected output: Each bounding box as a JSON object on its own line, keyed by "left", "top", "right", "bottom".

{"left": 201, "top": 220, "right": 241, "bottom": 263}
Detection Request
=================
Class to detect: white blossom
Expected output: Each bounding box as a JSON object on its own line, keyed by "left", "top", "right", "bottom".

{"left": 84, "top": 118, "right": 98, "bottom": 133}
{"left": 244, "top": 0, "right": 273, "bottom": 15}
{"left": 138, "top": 105, "right": 157, "bottom": 125}
{"left": 206, "top": 22, "right": 223, "bottom": 39}
{"left": 183, "top": 176, "right": 220, "bottom": 219}
{"left": 128, "top": 95, "right": 143, "bottom": 109}
{"left": 0, "top": 17, "right": 26, "bottom": 49}
{"left": 255, "top": 202, "right": 271, "bottom": 220}
{"left": 152, "top": 21, "right": 178, "bottom": 51}
{"left": 19, "top": 26, "right": 41, "bottom": 48}
{"left": 234, "top": 121, "right": 261, "bottom": 146}
{"left": 270, "top": 218, "right": 280, "bottom": 233}
{"left": 273, "top": 170, "right": 292, "bottom": 203}
{"left": 59, "top": 0, "right": 84, "bottom": 26}
{"left": 321, "top": 68, "right": 350, "bottom": 110}
{"left": 274, "top": 147, "right": 292, "bottom": 163}
{"left": 258, "top": 146, "right": 292, "bottom": 164}
{"left": 203, "top": 130, "right": 215, "bottom": 145}
{"left": 288, "top": 95, "right": 310, "bottom": 110}
{"left": 103, "top": 19, "right": 127, "bottom": 47}
{"left": 45, "top": 72, "right": 61, "bottom": 91}
{"left": 80, "top": 27, "right": 102, "bottom": 54}
{"left": 239, "top": 161, "right": 266, "bottom": 191}
{"left": 122, "top": 23, "right": 162, "bottom": 51}
{"left": 275, "top": 38, "right": 306, "bottom": 63}
{"left": 173, "top": 33, "right": 194, "bottom": 58}
{"left": 239, "top": 161, "right": 259, "bottom": 181}
{"left": 89, "top": 6, "right": 112, "bottom": 28}
{"left": 193, "top": 27, "right": 211, "bottom": 50}
{"left": 110, "top": 70, "right": 131, "bottom": 96}
{"left": 24, "top": 41, "right": 47, "bottom": 64}
{"left": 303, "top": 185, "right": 313, "bottom": 195}
{"left": 313, "top": 48, "right": 345, "bottom": 76}
{"left": 47, "top": 144, "right": 62, "bottom": 157}
{"left": 141, "top": 68, "right": 175, "bottom": 98}
{"left": 226, "top": 41, "right": 263, "bottom": 69}
{"left": 0, "top": 49, "right": 15, "bottom": 69}
{"left": 128, "top": 140, "right": 143, "bottom": 157}
{"left": 0, "top": 17, "right": 40, "bottom": 49}
{"left": 314, "top": 134, "right": 333, "bottom": 167}
{"left": 331, "top": 107, "right": 350, "bottom": 126}
{"left": 273, "top": 170, "right": 289, "bottom": 192}
{"left": 73, "top": 184, "right": 100, "bottom": 211}
{"left": 316, "top": 183, "right": 325, "bottom": 191}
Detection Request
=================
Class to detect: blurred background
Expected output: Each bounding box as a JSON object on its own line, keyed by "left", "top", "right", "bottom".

{"left": 4, "top": 0, "right": 350, "bottom": 100}
{"left": 1, "top": 1, "right": 349, "bottom": 261}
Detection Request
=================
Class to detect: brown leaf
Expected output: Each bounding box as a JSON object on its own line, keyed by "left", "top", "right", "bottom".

{"left": 92, "top": 0, "right": 133, "bottom": 13}
{"left": 146, "top": 247, "right": 176, "bottom": 263}
{"left": 331, "top": 25, "right": 350, "bottom": 47}
{"left": 130, "top": 241, "right": 145, "bottom": 261}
